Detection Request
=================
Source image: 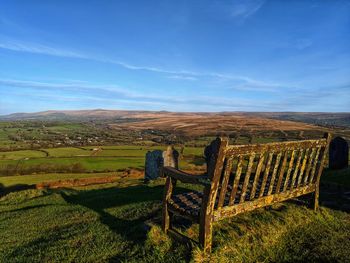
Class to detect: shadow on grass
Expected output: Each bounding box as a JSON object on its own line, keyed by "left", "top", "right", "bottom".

{"left": 0, "top": 183, "right": 36, "bottom": 197}
{"left": 61, "top": 184, "right": 193, "bottom": 245}
{"left": 187, "top": 155, "right": 206, "bottom": 166}
{"left": 4, "top": 222, "right": 118, "bottom": 262}
{"left": 6, "top": 203, "right": 60, "bottom": 213}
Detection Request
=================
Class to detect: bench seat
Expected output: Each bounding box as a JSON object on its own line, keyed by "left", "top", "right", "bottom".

{"left": 168, "top": 174, "right": 294, "bottom": 221}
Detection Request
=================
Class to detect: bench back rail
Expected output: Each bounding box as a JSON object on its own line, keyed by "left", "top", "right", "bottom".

{"left": 203, "top": 134, "right": 330, "bottom": 221}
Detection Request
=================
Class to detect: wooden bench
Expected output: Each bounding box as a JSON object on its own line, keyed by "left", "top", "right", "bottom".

{"left": 162, "top": 133, "right": 331, "bottom": 253}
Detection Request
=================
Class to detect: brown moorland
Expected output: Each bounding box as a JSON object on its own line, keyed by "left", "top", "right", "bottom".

{"left": 109, "top": 112, "right": 323, "bottom": 137}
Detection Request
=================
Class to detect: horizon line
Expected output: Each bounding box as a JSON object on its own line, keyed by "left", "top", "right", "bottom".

{"left": 1, "top": 108, "right": 349, "bottom": 117}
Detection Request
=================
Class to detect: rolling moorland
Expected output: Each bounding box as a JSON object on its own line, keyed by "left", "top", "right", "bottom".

{"left": 0, "top": 110, "right": 349, "bottom": 262}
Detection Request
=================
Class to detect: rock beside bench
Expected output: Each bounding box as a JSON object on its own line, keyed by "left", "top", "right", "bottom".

{"left": 144, "top": 146, "right": 179, "bottom": 182}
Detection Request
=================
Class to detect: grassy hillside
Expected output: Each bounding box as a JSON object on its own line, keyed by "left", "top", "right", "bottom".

{"left": 0, "top": 172, "right": 117, "bottom": 187}
{"left": 0, "top": 178, "right": 349, "bottom": 262}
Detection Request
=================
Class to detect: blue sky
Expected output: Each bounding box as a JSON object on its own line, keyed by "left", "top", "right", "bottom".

{"left": 0, "top": 0, "right": 349, "bottom": 114}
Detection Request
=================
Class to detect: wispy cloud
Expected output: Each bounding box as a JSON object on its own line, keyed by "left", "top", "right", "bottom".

{"left": 0, "top": 78, "right": 277, "bottom": 111}
{"left": 273, "top": 38, "right": 314, "bottom": 51}
{"left": 0, "top": 78, "right": 144, "bottom": 99}
{"left": 2, "top": 78, "right": 348, "bottom": 112}
{"left": 230, "top": 0, "right": 265, "bottom": 19}
{"left": 264, "top": 83, "right": 350, "bottom": 111}
{"left": 0, "top": 38, "right": 85, "bottom": 58}
{"left": 0, "top": 37, "right": 288, "bottom": 92}
{"left": 167, "top": 75, "right": 197, "bottom": 81}
{"left": 295, "top": 38, "right": 313, "bottom": 50}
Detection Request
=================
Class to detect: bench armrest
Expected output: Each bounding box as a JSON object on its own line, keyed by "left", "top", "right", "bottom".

{"left": 163, "top": 166, "right": 211, "bottom": 186}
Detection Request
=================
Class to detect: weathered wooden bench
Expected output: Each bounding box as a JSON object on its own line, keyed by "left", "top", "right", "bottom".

{"left": 162, "top": 133, "right": 331, "bottom": 253}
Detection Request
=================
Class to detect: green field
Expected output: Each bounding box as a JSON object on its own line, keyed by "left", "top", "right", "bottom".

{"left": 0, "top": 149, "right": 47, "bottom": 160}
{"left": 0, "top": 178, "right": 349, "bottom": 262}
{"left": 0, "top": 145, "right": 205, "bottom": 177}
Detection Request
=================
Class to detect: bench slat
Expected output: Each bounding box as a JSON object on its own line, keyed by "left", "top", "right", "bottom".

{"left": 309, "top": 147, "right": 321, "bottom": 184}
{"left": 297, "top": 148, "right": 310, "bottom": 186}
{"left": 259, "top": 152, "right": 273, "bottom": 197}
{"left": 303, "top": 148, "right": 316, "bottom": 185}
{"left": 290, "top": 149, "right": 304, "bottom": 189}
{"left": 275, "top": 150, "right": 288, "bottom": 193}
{"left": 250, "top": 152, "right": 266, "bottom": 200}
{"left": 217, "top": 157, "right": 233, "bottom": 208}
{"left": 283, "top": 150, "right": 296, "bottom": 191}
{"left": 240, "top": 154, "right": 255, "bottom": 203}
{"left": 268, "top": 152, "right": 282, "bottom": 195}
{"left": 229, "top": 156, "right": 244, "bottom": 205}
{"left": 315, "top": 145, "right": 328, "bottom": 184}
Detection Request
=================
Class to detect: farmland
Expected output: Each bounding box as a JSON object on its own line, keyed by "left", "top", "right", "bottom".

{"left": 0, "top": 145, "right": 204, "bottom": 177}
{"left": 2, "top": 110, "right": 350, "bottom": 151}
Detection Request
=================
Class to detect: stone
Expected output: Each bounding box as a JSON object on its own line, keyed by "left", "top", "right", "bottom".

{"left": 144, "top": 150, "right": 163, "bottom": 182}
{"left": 162, "top": 146, "right": 179, "bottom": 169}
{"left": 329, "top": 137, "right": 349, "bottom": 170}
{"left": 144, "top": 146, "right": 179, "bottom": 182}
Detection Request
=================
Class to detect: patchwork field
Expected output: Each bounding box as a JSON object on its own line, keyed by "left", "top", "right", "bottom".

{"left": 3, "top": 110, "right": 349, "bottom": 151}
{"left": 0, "top": 145, "right": 204, "bottom": 177}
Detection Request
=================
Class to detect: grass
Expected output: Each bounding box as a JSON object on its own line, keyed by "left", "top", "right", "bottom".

{"left": 0, "top": 172, "right": 118, "bottom": 187}
{"left": 45, "top": 123, "right": 86, "bottom": 131}
{"left": 0, "top": 149, "right": 47, "bottom": 160}
{"left": 44, "top": 147, "right": 89, "bottom": 157}
{"left": 0, "top": 156, "right": 145, "bottom": 172}
{"left": 0, "top": 178, "right": 349, "bottom": 262}
{"left": 200, "top": 204, "right": 350, "bottom": 262}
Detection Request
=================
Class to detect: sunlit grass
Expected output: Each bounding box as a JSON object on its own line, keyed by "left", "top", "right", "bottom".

{"left": 0, "top": 178, "right": 349, "bottom": 262}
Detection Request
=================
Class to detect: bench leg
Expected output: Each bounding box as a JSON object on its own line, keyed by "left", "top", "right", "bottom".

{"left": 162, "top": 204, "right": 171, "bottom": 233}
{"left": 308, "top": 187, "right": 319, "bottom": 211}
{"left": 199, "top": 218, "right": 213, "bottom": 254}
{"left": 312, "top": 188, "right": 319, "bottom": 211}
{"left": 162, "top": 177, "right": 176, "bottom": 233}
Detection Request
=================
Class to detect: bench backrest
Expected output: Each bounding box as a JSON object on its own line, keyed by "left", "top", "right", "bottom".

{"left": 204, "top": 133, "right": 331, "bottom": 211}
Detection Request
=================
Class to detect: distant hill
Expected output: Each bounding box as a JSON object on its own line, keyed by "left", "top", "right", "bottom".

{"left": 246, "top": 112, "right": 350, "bottom": 128}
{"left": 1, "top": 110, "right": 349, "bottom": 128}
{"left": 0, "top": 109, "right": 153, "bottom": 120}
